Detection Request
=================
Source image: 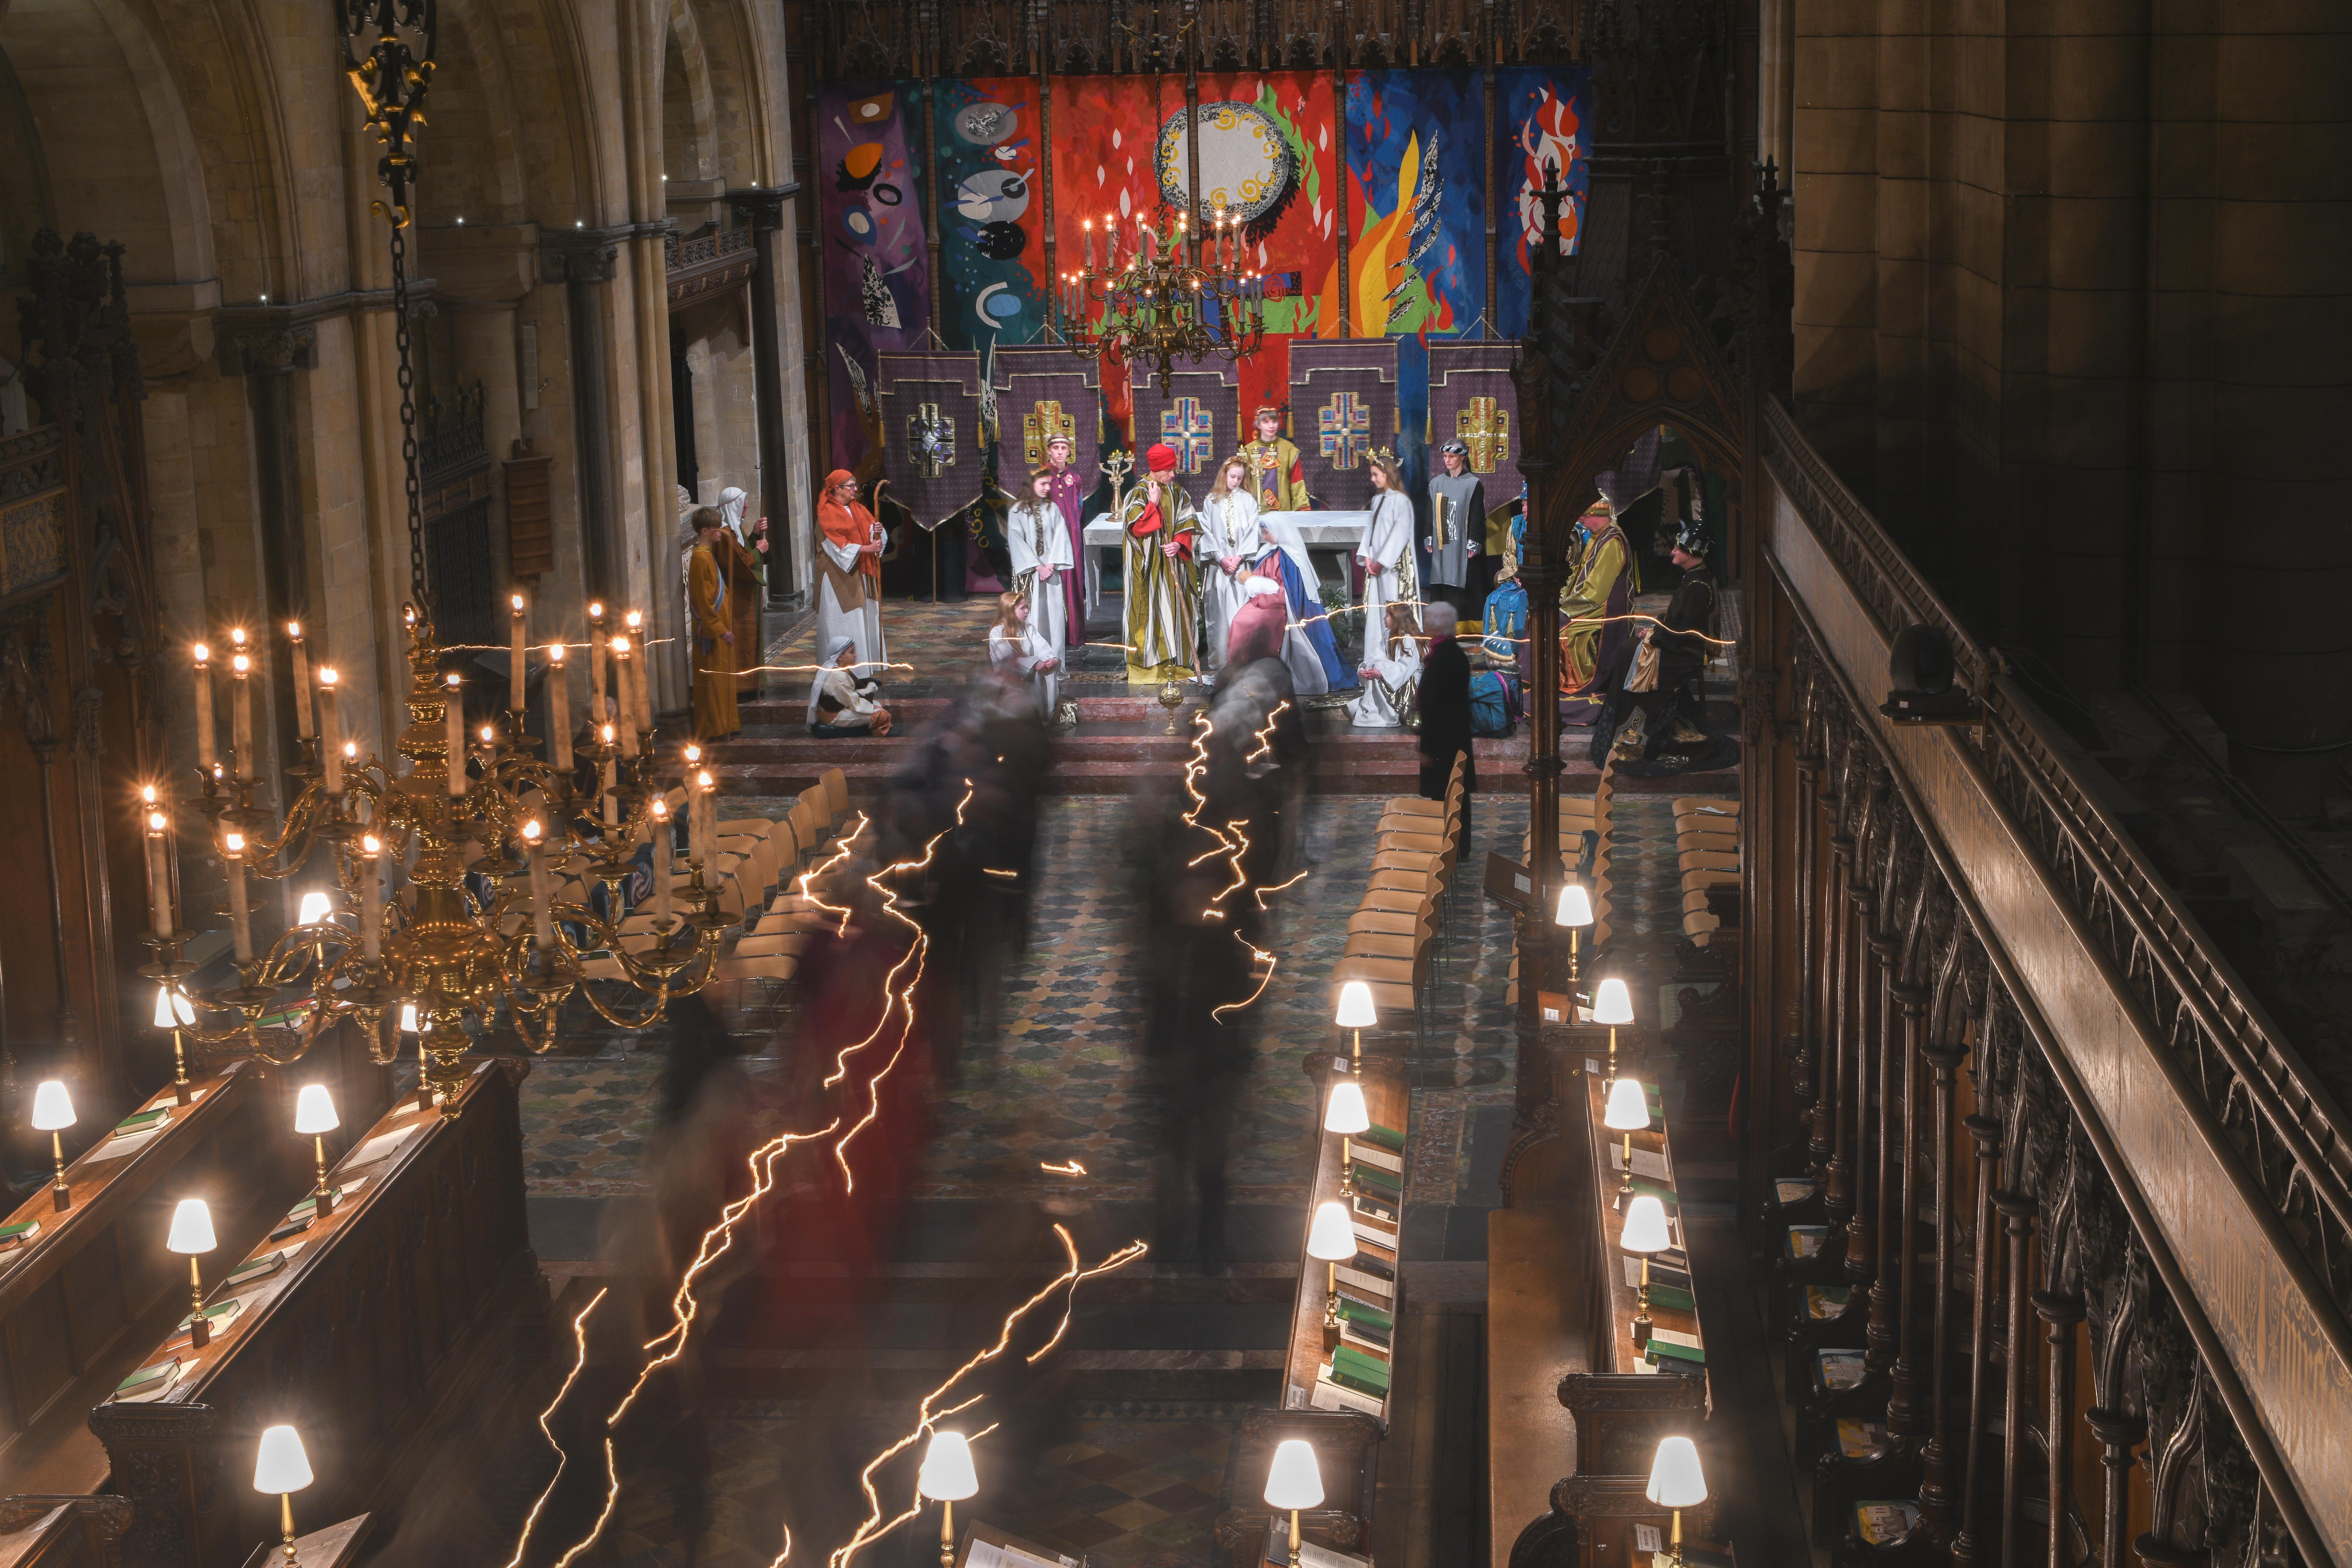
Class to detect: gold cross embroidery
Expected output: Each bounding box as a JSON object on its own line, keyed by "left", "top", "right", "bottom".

{"left": 907, "top": 403, "right": 955, "bottom": 479}
{"left": 1023, "top": 400, "right": 1076, "bottom": 469}
{"left": 1456, "top": 397, "right": 1510, "bottom": 473}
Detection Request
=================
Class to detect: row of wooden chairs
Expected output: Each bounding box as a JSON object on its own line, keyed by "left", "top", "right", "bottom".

{"left": 1332, "top": 753, "right": 1469, "bottom": 1040}
{"left": 1675, "top": 797, "right": 1738, "bottom": 948}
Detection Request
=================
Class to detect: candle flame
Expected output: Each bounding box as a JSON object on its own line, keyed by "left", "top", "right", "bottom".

{"left": 511, "top": 593, "right": 526, "bottom": 612}
{"left": 229, "top": 627, "right": 247, "bottom": 647}
{"left": 695, "top": 770, "right": 713, "bottom": 791}
{"left": 147, "top": 810, "right": 167, "bottom": 833}
{"left": 343, "top": 741, "right": 357, "bottom": 759}
{"left": 548, "top": 642, "right": 565, "bottom": 664}
{"left": 588, "top": 601, "right": 604, "bottom": 619}
{"left": 231, "top": 653, "right": 250, "bottom": 674}
{"left": 481, "top": 724, "right": 496, "bottom": 744}
{"left": 446, "top": 672, "right": 461, "bottom": 688}
{"left": 651, "top": 797, "right": 669, "bottom": 820}
{"left": 193, "top": 642, "right": 209, "bottom": 663}
{"left": 318, "top": 667, "right": 337, "bottom": 687}
{"left": 625, "top": 610, "right": 643, "bottom": 631}
{"left": 521, "top": 819, "right": 542, "bottom": 843}
{"left": 141, "top": 783, "right": 158, "bottom": 804}
{"left": 682, "top": 744, "right": 701, "bottom": 764}
{"left": 223, "top": 831, "right": 246, "bottom": 854}
{"left": 611, "top": 636, "right": 630, "bottom": 655}
{"left": 601, "top": 724, "right": 615, "bottom": 743}
{"left": 362, "top": 833, "right": 381, "bottom": 854}
{"left": 286, "top": 620, "right": 301, "bottom": 639}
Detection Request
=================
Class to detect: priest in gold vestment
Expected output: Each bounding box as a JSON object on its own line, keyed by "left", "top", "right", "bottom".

{"left": 1558, "top": 495, "right": 1632, "bottom": 724}
{"left": 687, "top": 511, "right": 740, "bottom": 740}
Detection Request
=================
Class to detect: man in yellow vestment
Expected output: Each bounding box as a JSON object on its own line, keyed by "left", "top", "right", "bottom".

{"left": 1558, "top": 495, "right": 1632, "bottom": 724}
{"left": 1243, "top": 406, "right": 1310, "bottom": 512}
{"left": 687, "top": 510, "right": 740, "bottom": 739}
{"left": 1118, "top": 443, "right": 1203, "bottom": 684}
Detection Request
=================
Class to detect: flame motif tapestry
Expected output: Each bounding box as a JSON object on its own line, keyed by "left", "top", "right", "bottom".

{"left": 1494, "top": 65, "right": 1593, "bottom": 338}
{"left": 1343, "top": 69, "right": 1486, "bottom": 338}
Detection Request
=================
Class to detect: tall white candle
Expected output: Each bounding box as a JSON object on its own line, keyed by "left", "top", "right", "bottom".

{"left": 317, "top": 668, "right": 343, "bottom": 793}
{"left": 508, "top": 593, "right": 528, "bottom": 713}
{"left": 285, "top": 622, "right": 313, "bottom": 739}
{"left": 546, "top": 643, "right": 573, "bottom": 772}
{"left": 694, "top": 768, "right": 715, "bottom": 868}
{"left": 610, "top": 639, "right": 639, "bottom": 757}
{"left": 599, "top": 731, "right": 617, "bottom": 829}
{"left": 521, "top": 819, "right": 553, "bottom": 951}
{"left": 650, "top": 798, "right": 674, "bottom": 931}
{"left": 230, "top": 651, "right": 254, "bottom": 782}
{"left": 587, "top": 603, "right": 608, "bottom": 725}
{"left": 624, "top": 611, "right": 649, "bottom": 735}
{"left": 223, "top": 830, "right": 252, "bottom": 963}
{"left": 191, "top": 644, "right": 216, "bottom": 772}
{"left": 444, "top": 673, "right": 466, "bottom": 797}
{"left": 359, "top": 833, "right": 383, "bottom": 962}
{"left": 143, "top": 793, "right": 173, "bottom": 936}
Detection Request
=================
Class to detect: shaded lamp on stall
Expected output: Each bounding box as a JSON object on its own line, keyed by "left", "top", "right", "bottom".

{"left": 1621, "top": 1192, "right": 1672, "bottom": 1347}
{"left": 1646, "top": 1434, "right": 1708, "bottom": 1568}
{"left": 253, "top": 1423, "right": 315, "bottom": 1567}
{"left": 32, "top": 1080, "right": 74, "bottom": 1211}
{"left": 1334, "top": 981, "right": 1376, "bottom": 1067}
{"left": 154, "top": 983, "right": 196, "bottom": 1104}
{"left": 1264, "top": 1439, "right": 1325, "bottom": 1568}
{"left": 294, "top": 1085, "right": 339, "bottom": 1216}
{"left": 167, "top": 1197, "right": 217, "bottom": 1348}
{"left": 1306, "top": 1199, "right": 1357, "bottom": 1333}
{"left": 1554, "top": 881, "right": 1593, "bottom": 985}
{"left": 1591, "top": 975, "right": 1634, "bottom": 1087}
{"left": 917, "top": 1428, "right": 978, "bottom": 1568}
{"left": 1324, "top": 1079, "right": 1370, "bottom": 1199}
{"left": 1604, "top": 1074, "right": 1650, "bottom": 1208}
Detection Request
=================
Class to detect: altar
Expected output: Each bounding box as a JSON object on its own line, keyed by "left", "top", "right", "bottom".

{"left": 1081, "top": 510, "right": 1367, "bottom": 621}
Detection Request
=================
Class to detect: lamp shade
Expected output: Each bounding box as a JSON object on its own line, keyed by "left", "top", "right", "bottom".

{"left": 1264, "top": 1439, "right": 1324, "bottom": 1510}
{"left": 1323, "top": 1080, "right": 1371, "bottom": 1137}
{"left": 153, "top": 986, "right": 195, "bottom": 1029}
{"left": 1305, "top": 1200, "right": 1357, "bottom": 1262}
{"left": 1591, "top": 976, "right": 1635, "bottom": 1026}
{"left": 30, "top": 1080, "right": 74, "bottom": 1132}
{"left": 296, "top": 891, "right": 334, "bottom": 927}
{"left": 294, "top": 1085, "right": 339, "bottom": 1137}
{"left": 1603, "top": 1075, "right": 1651, "bottom": 1132}
{"left": 1334, "top": 981, "right": 1377, "bottom": 1030}
{"left": 1621, "top": 1194, "right": 1672, "bottom": 1255}
{"left": 1555, "top": 882, "right": 1593, "bottom": 927}
{"left": 167, "top": 1198, "right": 216, "bottom": 1255}
{"left": 1646, "top": 1435, "right": 1707, "bottom": 1508}
{"left": 917, "top": 1429, "right": 979, "bottom": 1501}
{"left": 252, "top": 1425, "right": 314, "bottom": 1494}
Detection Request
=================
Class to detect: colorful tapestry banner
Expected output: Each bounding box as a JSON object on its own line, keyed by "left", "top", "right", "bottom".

{"left": 1131, "top": 359, "right": 1241, "bottom": 484}
{"left": 1493, "top": 65, "right": 1592, "bottom": 338}
{"left": 1343, "top": 68, "right": 1485, "bottom": 338}
{"left": 817, "top": 82, "right": 932, "bottom": 472}
{"left": 876, "top": 351, "right": 984, "bottom": 529}
{"left": 1426, "top": 342, "right": 1525, "bottom": 525}
{"left": 931, "top": 78, "right": 1050, "bottom": 350}
{"left": 1290, "top": 339, "right": 1398, "bottom": 511}
{"left": 991, "top": 346, "right": 1101, "bottom": 491}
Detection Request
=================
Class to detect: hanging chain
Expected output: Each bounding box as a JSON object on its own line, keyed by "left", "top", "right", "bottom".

{"left": 389, "top": 222, "right": 428, "bottom": 610}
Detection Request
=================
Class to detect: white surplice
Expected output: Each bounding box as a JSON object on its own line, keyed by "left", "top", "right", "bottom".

{"left": 1007, "top": 498, "right": 1075, "bottom": 652}
{"left": 817, "top": 534, "right": 888, "bottom": 676}
{"left": 989, "top": 623, "right": 1060, "bottom": 718}
{"left": 1347, "top": 631, "right": 1422, "bottom": 728}
{"left": 1197, "top": 489, "right": 1261, "bottom": 675}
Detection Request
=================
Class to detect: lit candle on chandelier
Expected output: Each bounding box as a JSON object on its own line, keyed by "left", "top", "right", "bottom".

{"left": 520, "top": 818, "right": 553, "bottom": 952}
{"left": 586, "top": 601, "right": 608, "bottom": 725}
{"left": 1083, "top": 218, "right": 1094, "bottom": 270}
{"left": 649, "top": 796, "right": 674, "bottom": 932}
{"left": 192, "top": 643, "right": 217, "bottom": 772}
{"left": 359, "top": 833, "right": 383, "bottom": 962}
{"left": 623, "top": 610, "right": 649, "bottom": 735}
{"left": 546, "top": 642, "right": 573, "bottom": 772}
{"left": 444, "top": 672, "right": 466, "bottom": 797}
{"left": 694, "top": 768, "right": 715, "bottom": 869}
{"left": 222, "top": 829, "right": 252, "bottom": 964}
{"left": 316, "top": 668, "right": 342, "bottom": 794}
{"left": 598, "top": 726, "right": 618, "bottom": 829}
{"left": 229, "top": 636, "right": 254, "bottom": 783}
{"left": 285, "top": 621, "right": 313, "bottom": 739}
{"left": 609, "top": 637, "right": 639, "bottom": 756}
{"left": 1104, "top": 213, "right": 1116, "bottom": 265}
{"left": 508, "top": 593, "right": 529, "bottom": 714}
{"left": 142, "top": 787, "right": 173, "bottom": 936}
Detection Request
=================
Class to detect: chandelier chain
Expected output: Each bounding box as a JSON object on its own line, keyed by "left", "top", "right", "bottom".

{"left": 391, "top": 224, "right": 427, "bottom": 610}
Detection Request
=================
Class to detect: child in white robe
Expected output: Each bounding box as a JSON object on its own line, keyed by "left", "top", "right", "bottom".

{"left": 1007, "top": 466, "right": 1075, "bottom": 653}
{"left": 1355, "top": 450, "right": 1418, "bottom": 640}
{"left": 1198, "top": 454, "right": 1262, "bottom": 677}
{"left": 1348, "top": 600, "right": 1423, "bottom": 728}
{"left": 987, "top": 591, "right": 1062, "bottom": 719}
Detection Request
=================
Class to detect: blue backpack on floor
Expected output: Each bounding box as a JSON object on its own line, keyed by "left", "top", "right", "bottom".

{"left": 1469, "top": 671, "right": 1522, "bottom": 737}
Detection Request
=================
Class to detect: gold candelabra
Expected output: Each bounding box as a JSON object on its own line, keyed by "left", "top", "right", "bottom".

{"left": 1058, "top": 208, "right": 1264, "bottom": 392}
{"left": 139, "top": 611, "right": 727, "bottom": 1113}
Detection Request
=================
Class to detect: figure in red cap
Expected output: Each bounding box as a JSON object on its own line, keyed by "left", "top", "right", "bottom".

{"left": 1114, "top": 442, "right": 1203, "bottom": 684}
{"left": 816, "top": 469, "right": 888, "bottom": 681}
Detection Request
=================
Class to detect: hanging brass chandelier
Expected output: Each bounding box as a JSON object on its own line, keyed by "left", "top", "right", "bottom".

{"left": 134, "top": 0, "right": 724, "bottom": 1111}
{"left": 1056, "top": 205, "right": 1265, "bottom": 394}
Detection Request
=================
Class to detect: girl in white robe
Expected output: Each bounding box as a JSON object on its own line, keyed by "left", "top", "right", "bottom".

{"left": 1348, "top": 601, "right": 1423, "bottom": 727}
{"left": 806, "top": 637, "right": 893, "bottom": 736}
{"left": 1355, "top": 452, "right": 1417, "bottom": 641}
{"left": 1006, "top": 467, "right": 1075, "bottom": 653}
{"left": 986, "top": 592, "right": 1061, "bottom": 719}
{"left": 1197, "top": 455, "right": 1262, "bottom": 677}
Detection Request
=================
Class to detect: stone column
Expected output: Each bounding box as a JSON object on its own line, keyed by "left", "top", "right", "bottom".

{"left": 544, "top": 237, "right": 621, "bottom": 603}
{"left": 727, "top": 184, "right": 805, "bottom": 606}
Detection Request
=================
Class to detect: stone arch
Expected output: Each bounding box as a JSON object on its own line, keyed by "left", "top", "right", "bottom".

{"left": 413, "top": 0, "right": 531, "bottom": 229}
{"left": 662, "top": 0, "right": 718, "bottom": 185}
{"left": 678, "top": 0, "right": 772, "bottom": 185}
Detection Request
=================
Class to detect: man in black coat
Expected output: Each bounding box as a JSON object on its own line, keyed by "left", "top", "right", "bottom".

{"left": 1417, "top": 601, "right": 1476, "bottom": 845}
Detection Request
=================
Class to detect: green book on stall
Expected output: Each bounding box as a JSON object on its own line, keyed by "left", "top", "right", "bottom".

{"left": 1350, "top": 1162, "right": 1402, "bottom": 1197}
{"left": 286, "top": 1188, "right": 345, "bottom": 1217}
{"left": 0, "top": 1219, "right": 40, "bottom": 1246}
{"left": 1645, "top": 1337, "right": 1706, "bottom": 1367}
{"left": 1646, "top": 1282, "right": 1696, "bottom": 1312}
{"left": 1335, "top": 1296, "right": 1395, "bottom": 1331}
{"left": 114, "top": 1107, "right": 169, "bottom": 1135}
{"left": 1331, "top": 1344, "right": 1392, "bottom": 1391}
{"left": 1361, "top": 1122, "right": 1406, "bottom": 1153}
{"left": 115, "top": 1358, "right": 179, "bottom": 1398}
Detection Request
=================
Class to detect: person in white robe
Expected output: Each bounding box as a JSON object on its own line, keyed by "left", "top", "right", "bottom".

{"left": 1348, "top": 600, "right": 1424, "bottom": 728}
{"left": 816, "top": 469, "right": 889, "bottom": 680}
{"left": 1006, "top": 466, "right": 1075, "bottom": 654}
{"left": 1197, "top": 454, "right": 1263, "bottom": 678}
{"left": 986, "top": 591, "right": 1062, "bottom": 719}
{"left": 806, "top": 636, "right": 892, "bottom": 735}
{"left": 1356, "top": 450, "right": 1418, "bottom": 641}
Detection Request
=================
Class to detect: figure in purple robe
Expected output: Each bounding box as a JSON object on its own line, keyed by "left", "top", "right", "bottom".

{"left": 1044, "top": 436, "right": 1087, "bottom": 647}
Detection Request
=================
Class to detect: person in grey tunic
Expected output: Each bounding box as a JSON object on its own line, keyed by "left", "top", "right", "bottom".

{"left": 1423, "top": 438, "right": 1488, "bottom": 619}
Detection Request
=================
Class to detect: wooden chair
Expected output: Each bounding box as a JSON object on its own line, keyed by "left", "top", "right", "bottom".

{"left": 821, "top": 766, "right": 850, "bottom": 822}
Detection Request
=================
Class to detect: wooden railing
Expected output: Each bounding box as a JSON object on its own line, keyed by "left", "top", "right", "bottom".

{"left": 1752, "top": 395, "right": 2347, "bottom": 1566}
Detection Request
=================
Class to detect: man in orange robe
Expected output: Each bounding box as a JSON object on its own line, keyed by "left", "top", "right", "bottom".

{"left": 816, "top": 469, "right": 888, "bottom": 681}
